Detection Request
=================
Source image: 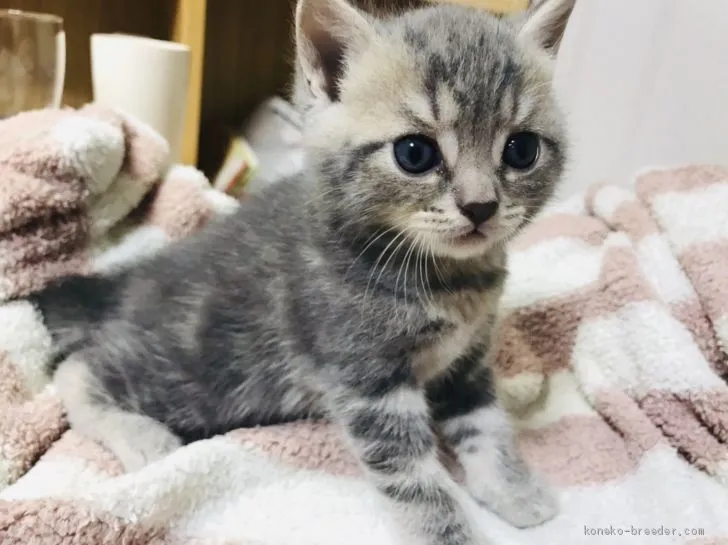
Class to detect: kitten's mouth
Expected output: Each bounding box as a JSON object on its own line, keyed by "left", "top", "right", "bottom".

{"left": 450, "top": 229, "right": 486, "bottom": 246}
{"left": 429, "top": 228, "right": 492, "bottom": 258}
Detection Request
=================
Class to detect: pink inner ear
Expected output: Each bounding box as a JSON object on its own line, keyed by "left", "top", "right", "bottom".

{"left": 315, "top": 38, "right": 347, "bottom": 101}
{"left": 296, "top": 0, "right": 373, "bottom": 101}
{"left": 297, "top": 3, "right": 346, "bottom": 100}
{"left": 298, "top": 33, "right": 346, "bottom": 101}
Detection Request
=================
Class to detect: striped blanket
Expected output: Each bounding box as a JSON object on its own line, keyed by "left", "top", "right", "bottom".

{"left": 0, "top": 105, "right": 727, "bottom": 545}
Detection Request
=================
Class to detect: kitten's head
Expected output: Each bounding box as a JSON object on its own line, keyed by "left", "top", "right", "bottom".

{"left": 295, "top": 0, "right": 575, "bottom": 260}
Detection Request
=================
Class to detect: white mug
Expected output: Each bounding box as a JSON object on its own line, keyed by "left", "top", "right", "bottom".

{"left": 90, "top": 34, "right": 190, "bottom": 163}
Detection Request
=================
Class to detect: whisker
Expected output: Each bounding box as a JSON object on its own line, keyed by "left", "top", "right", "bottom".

{"left": 416, "top": 236, "right": 427, "bottom": 306}
{"left": 369, "top": 230, "right": 411, "bottom": 302}
{"left": 421, "top": 238, "right": 436, "bottom": 306}
{"left": 365, "top": 230, "right": 406, "bottom": 301}
{"left": 344, "top": 226, "right": 396, "bottom": 280}
{"left": 397, "top": 235, "right": 418, "bottom": 306}
{"left": 411, "top": 233, "right": 425, "bottom": 307}
{"left": 388, "top": 235, "right": 413, "bottom": 315}
{"left": 415, "top": 236, "right": 433, "bottom": 307}
{"left": 429, "top": 240, "right": 453, "bottom": 295}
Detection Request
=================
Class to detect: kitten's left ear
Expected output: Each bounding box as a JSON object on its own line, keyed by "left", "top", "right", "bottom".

{"left": 517, "top": 0, "right": 576, "bottom": 56}
{"left": 295, "top": 0, "right": 375, "bottom": 104}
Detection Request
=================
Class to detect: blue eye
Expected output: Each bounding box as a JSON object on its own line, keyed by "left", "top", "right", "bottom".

{"left": 502, "top": 131, "right": 540, "bottom": 170}
{"left": 393, "top": 135, "right": 442, "bottom": 175}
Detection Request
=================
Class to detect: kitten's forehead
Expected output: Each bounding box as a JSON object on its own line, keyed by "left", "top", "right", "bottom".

{"left": 398, "top": 6, "right": 520, "bottom": 83}
{"left": 328, "top": 5, "right": 557, "bottom": 148}
{"left": 384, "top": 6, "right": 552, "bottom": 135}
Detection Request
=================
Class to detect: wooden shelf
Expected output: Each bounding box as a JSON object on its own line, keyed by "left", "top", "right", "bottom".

{"left": 4, "top": 0, "right": 526, "bottom": 173}
{"left": 171, "top": 0, "right": 206, "bottom": 168}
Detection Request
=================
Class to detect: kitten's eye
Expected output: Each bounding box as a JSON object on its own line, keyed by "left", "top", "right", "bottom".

{"left": 393, "top": 135, "right": 441, "bottom": 175}
{"left": 502, "top": 132, "right": 540, "bottom": 170}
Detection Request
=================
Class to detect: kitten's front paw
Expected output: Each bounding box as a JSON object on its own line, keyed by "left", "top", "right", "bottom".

{"left": 480, "top": 476, "right": 558, "bottom": 528}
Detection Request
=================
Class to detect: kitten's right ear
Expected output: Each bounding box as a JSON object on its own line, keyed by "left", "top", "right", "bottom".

{"left": 295, "top": 0, "right": 374, "bottom": 104}
{"left": 516, "top": 0, "right": 576, "bottom": 56}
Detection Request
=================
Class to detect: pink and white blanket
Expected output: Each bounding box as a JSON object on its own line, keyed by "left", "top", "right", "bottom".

{"left": 0, "top": 107, "right": 727, "bottom": 545}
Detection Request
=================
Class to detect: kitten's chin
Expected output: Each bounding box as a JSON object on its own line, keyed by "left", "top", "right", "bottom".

{"left": 429, "top": 231, "right": 496, "bottom": 260}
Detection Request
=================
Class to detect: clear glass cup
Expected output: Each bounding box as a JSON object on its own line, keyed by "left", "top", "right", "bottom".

{"left": 0, "top": 9, "right": 65, "bottom": 118}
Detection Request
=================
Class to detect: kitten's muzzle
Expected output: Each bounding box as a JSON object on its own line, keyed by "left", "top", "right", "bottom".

{"left": 458, "top": 200, "right": 499, "bottom": 228}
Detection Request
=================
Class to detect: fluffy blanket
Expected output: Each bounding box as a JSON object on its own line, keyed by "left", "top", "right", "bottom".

{"left": 0, "top": 109, "right": 727, "bottom": 545}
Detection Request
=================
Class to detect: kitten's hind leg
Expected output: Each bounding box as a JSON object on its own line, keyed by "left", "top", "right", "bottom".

{"left": 428, "top": 352, "right": 558, "bottom": 528}
{"left": 54, "top": 356, "right": 182, "bottom": 472}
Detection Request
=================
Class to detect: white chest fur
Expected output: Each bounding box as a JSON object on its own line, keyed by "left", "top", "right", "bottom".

{"left": 412, "top": 290, "right": 499, "bottom": 384}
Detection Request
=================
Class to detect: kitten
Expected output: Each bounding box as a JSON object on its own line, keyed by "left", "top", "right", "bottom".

{"left": 32, "top": 0, "right": 574, "bottom": 543}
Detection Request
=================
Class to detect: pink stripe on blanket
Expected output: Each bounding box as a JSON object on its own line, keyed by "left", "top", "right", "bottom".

{"left": 0, "top": 252, "right": 90, "bottom": 300}
{"left": 496, "top": 245, "right": 656, "bottom": 379}
{"left": 639, "top": 391, "right": 728, "bottom": 474}
{"left": 0, "top": 391, "right": 67, "bottom": 485}
{"left": 671, "top": 299, "right": 728, "bottom": 374}
{"left": 636, "top": 165, "right": 728, "bottom": 199}
{"left": 0, "top": 352, "right": 29, "bottom": 405}
{"left": 141, "top": 176, "right": 214, "bottom": 240}
{"left": 0, "top": 214, "right": 87, "bottom": 270}
{"left": 493, "top": 288, "right": 590, "bottom": 378}
{"left": 679, "top": 241, "right": 728, "bottom": 334}
{"left": 226, "top": 421, "right": 361, "bottom": 477}
{"left": 518, "top": 412, "right": 658, "bottom": 486}
{"left": 689, "top": 390, "right": 728, "bottom": 444}
{"left": 40, "top": 430, "right": 125, "bottom": 477}
{"left": 608, "top": 200, "right": 660, "bottom": 240}
{"left": 0, "top": 169, "right": 86, "bottom": 234}
{"left": 510, "top": 213, "right": 608, "bottom": 251}
{"left": 585, "top": 182, "right": 668, "bottom": 236}
{"left": 593, "top": 390, "right": 668, "bottom": 455}
{"left": 0, "top": 140, "right": 90, "bottom": 190}
{"left": 584, "top": 244, "right": 656, "bottom": 315}
{"left": 0, "top": 498, "right": 170, "bottom": 544}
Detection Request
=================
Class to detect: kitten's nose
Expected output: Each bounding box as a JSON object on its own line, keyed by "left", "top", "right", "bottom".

{"left": 458, "top": 201, "right": 499, "bottom": 227}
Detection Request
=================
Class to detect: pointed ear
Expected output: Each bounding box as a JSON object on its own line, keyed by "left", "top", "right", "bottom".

{"left": 517, "top": 0, "right": 576, "bottom": 56}
{"left": 295, "top": 0, "right": 374, "bottom": 104}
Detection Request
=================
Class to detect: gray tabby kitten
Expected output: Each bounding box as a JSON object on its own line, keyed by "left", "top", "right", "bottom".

{"left": 33, "top": 0, "right": 574, "bottom": 543}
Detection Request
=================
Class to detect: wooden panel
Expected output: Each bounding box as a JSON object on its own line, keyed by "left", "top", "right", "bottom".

{"left": 197, "top": 0, "right": 424, "bottom": 175}
{"left": 172, "top": 0, "right": 207, "bottom": 165}
{"left": 198, "top": 0, "right": 293, "bottom": 175}
{"left": 4, "top": 0, "right": 176, "bottom": 107}
{"left": 200, "top": 0, "right": 293, "bottom": 125}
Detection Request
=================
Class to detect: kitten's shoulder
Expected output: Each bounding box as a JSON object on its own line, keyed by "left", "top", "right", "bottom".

{"left": 217, "top": 176, "right": 315, "bottom": 238}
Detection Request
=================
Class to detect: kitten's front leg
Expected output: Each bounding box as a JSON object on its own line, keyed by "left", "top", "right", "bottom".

{"left": 427, "top": 347, "right": 558, "bottom": 528}
{"left": 327, "top": 362, "right": 491, "bottom": 545}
